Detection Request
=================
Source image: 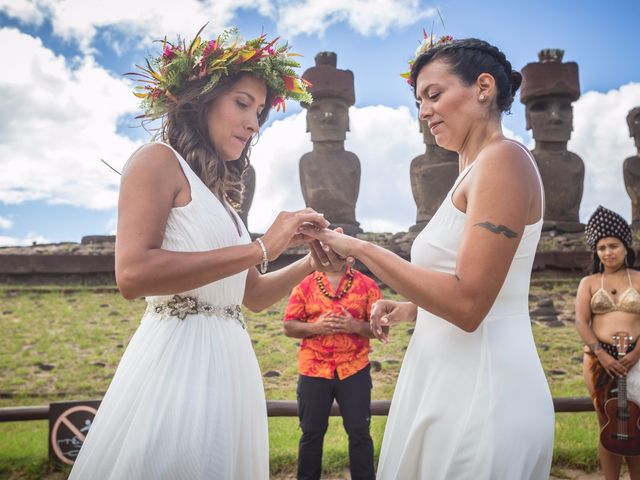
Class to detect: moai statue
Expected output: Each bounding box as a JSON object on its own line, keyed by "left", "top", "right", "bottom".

{"left": 521, "top": 49, "right": 584, "bottom": 232}
{"left": 409, "top": 118, "right": 458, "bottom": 232}
{"left": 624, "top": 107, "right": 640, "bottom": 229}
{"left": 299, "top": 52, "right": 362, "bottom": 236}
{"left": 237, "top": 165, "right": 255, "bottom": 230}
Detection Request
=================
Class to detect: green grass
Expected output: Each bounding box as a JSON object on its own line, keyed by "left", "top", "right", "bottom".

{"left": 0, "top": 279, "right": 602, "bottom": 478}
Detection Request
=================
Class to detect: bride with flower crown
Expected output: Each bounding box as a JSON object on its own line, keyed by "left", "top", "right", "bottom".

{"left": 68, "top": 27, "right": 339, "bottom": 479}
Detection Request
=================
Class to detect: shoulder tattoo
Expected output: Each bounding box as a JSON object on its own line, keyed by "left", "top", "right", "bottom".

{"left": 473, "top": 221, "right": 518, "bottom": 239}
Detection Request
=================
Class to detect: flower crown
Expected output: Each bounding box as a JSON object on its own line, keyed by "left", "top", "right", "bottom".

{"left": 127, "top": 25, "right": 313, "bottom": 119}
{"left": 401, "top": 30, "right": 453, "bottom": 86}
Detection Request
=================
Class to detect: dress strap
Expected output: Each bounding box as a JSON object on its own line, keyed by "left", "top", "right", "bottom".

{"left": 450, "top": 163, "right": 475, "bottom": 199}
{"left": 154, "top": 142, "right": 194, "bottom": 182}
{"left": 628, "top": 268, "right": 633, "bottom": 288}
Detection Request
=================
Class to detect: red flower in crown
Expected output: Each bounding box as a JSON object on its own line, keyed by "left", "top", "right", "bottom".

{"left": 201, "top": 40, "right": 218, "bottom": 59}
{"left": 162, "top": 45, "right": 178, "bottom": 60}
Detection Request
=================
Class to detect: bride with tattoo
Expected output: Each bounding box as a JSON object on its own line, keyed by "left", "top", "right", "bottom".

{"left": 302, "top": 36, "right": 554, "bottom": 479}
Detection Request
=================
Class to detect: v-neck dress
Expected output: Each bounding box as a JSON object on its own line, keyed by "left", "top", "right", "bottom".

{"left": 69, "top": 142, "right": 268, "bottom": 479}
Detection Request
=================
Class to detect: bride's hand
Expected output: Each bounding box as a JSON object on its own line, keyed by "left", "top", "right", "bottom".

{"left": 370, "top": 300, "right": 418, "bottom": 343}
{"left": 299, "top": 225, "right": 360, "bottom": 260}
{"left": 307, "top": 228, "right": 347, "bottom": 272}
{"left": 261, "top": 208, "right": 329, "bottom": 261}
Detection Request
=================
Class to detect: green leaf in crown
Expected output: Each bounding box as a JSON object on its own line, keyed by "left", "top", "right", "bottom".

{"left": 126, "top": 24, "right": 313, "bottom": 120}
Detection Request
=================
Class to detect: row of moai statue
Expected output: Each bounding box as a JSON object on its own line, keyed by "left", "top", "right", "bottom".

{"left": 238, "top": 49, "right": 640, "bottom": 234}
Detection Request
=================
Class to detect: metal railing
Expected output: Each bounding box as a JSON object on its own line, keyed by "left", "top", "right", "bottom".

{"left": 0, "top": 397, "right": 594, "bottom": 422}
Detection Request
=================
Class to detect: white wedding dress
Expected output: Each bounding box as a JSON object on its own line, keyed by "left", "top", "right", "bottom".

{"left": 69, "top": 143, "right": 268, "bottom": 479}
{"left": 377, "top": 141, "right": 554, "bottom": 479}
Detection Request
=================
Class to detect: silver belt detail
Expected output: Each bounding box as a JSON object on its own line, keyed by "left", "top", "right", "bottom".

{"left": 147, "top": 295, "right": 245, "bottom": 329}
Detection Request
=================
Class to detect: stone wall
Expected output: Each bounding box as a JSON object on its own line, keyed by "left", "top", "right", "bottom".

{"left": 0, "top": 232, "right": 612, "bottom": 286}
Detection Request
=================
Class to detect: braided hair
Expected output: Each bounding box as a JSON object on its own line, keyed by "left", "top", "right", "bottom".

{"left": 410, "top": 38, "right": 522, "bottom": 114}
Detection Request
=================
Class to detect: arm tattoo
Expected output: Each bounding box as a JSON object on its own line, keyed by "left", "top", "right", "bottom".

{"left": 473, "top": 221, "right": 518, "bottom": 239}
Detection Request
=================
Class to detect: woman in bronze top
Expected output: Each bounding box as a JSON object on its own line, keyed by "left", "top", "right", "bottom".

{"left": 575, "top": 205, "right": 640, "bottom": 480}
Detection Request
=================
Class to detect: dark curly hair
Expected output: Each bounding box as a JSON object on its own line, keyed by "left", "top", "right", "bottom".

{"left": 410, "top": 38, "right": 522, "bottom": 114}
{"left": 160, "top": 72, "right": 274, "bottom": 212}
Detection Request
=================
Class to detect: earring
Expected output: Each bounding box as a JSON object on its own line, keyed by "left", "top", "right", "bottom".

{"left": 479, "top": 94, "right": 486, "bottom": 102}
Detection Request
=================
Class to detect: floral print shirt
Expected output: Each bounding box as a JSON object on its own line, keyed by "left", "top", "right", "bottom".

{"left": 284, "top": 269, "right": 382, "bottom": 380}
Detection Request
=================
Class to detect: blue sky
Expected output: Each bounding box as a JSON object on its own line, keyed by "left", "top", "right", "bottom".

{"left": 1, "top": 0, "right": 639, "bottom": 245}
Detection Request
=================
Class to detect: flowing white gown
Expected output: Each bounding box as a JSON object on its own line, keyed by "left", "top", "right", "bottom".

{"left": 377, "top": 142, "right": 554, "bottom": 479}
{"left": 69, "top": 143, "right": 268, "bottom": 479}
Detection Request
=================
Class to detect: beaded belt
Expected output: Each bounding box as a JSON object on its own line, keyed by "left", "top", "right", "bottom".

{"left": 146, "top": 294, "right": 245, "bottom": 329}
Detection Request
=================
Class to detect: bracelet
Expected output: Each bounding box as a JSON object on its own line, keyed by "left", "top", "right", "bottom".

{"left": 255, "top": 237, "right": 269, "bottom": 274}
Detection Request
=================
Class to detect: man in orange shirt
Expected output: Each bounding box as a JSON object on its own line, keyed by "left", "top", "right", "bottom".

{"left": 284, "top": 265, "right": 382, "bottom": 480}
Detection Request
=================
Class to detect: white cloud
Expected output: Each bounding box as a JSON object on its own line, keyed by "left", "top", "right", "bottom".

{"left": 248, "top": 105, "right": 424, "bottom": 233}
{"left": 1, "top": 0, "right": 275, "bottom": 52}
{"left": 569, "top": 83, "right": 640, "bottom": 223}
{"left": 1, "top": 0, "right": 434, "bottom": 51}
{"left": 2, "top": 22, "right": 637, "bottom": 236}
{"left": 248, "top": 111, "right": 309, "bottom": 233}
{"left": 503, "top": 126, "right": 525, "bottom": 145}
{"left": 105, "top": 215, "right": 118, "bottom": 235}
{"left": 0, "top": 216, "right": 13, "bottom": 229}
{"left": 0, "top": 233, "right": 49, "bottom": 247}
{"left": 248, "top": 106, "right": 533, "bottom": 234}
{"left": 0, "top": 27, "right": 140, "bottom": 209}
{"left": 348, "top": 105, "right": 423, "bottom": 231}
{"left": 278, "top": 0, "right": 436, "bottom": 38}
{"left": 0, "top": 0, "right": 45, "bottom": 25}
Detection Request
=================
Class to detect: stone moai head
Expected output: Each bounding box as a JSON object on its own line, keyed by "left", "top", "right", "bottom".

{"left": 628, "top": 107, "right": 640, "bottom": 151}
{"left": 520, "top": 49, "right": 580, "bottom": 143}
{"left": 301, "top": 52, "right": 355, "bottom": 143}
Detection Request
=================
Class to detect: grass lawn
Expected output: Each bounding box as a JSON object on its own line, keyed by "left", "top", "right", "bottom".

{"left": 0, "top": 278, "right": 601, "bottom": 478}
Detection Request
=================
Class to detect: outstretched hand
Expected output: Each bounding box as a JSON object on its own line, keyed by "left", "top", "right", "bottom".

{"left": 299, "top": 225, "right": 360, "bottom": 261}
{"left": 370, "top": 300, "right": 418, "bottom": 343}
{"left": 308, "top": 235, "right": 345, "bottom": 272}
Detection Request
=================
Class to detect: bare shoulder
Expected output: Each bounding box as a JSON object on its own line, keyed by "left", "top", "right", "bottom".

{"left": 121, "top": 143, "right": 187, "bottom": 198}
{"left": 123, "top": 143, "right": 180, "bottom": 177}
{"left": 474, "top": 140, "right": 535, "bottom": 178}
{"left": 467, "top": 140, "right": 537, "bottom": 206}
{"left": 578, "top": 273, "right": 600, "bottom": 294}
{"left": 629, "top": 268, "right": 640, "bottom": 281}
